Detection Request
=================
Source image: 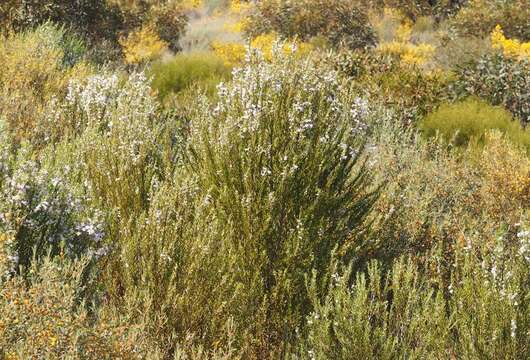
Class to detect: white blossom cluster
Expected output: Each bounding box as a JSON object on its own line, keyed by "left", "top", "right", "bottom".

{"left": 211, "top": 47, "right": 370, "bottom": 140}
{"left": 197, "top": 46, "right": 372, "bottom": 185}
{"left": 0, "top": 159, "right": 105, "bottom": 274}
{"left": 41, "top": 72, "right": 158, "bottom": 159}
{"left": 63, "top": 72, "right": 157, "bottom": 128}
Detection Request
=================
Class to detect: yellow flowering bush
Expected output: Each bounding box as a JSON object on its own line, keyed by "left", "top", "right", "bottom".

{"left": 120, "top": 24, "right": 168, "bottom": 64}
{"left": 212, "top": 32, "right": 313, "bottom": 66}
{"left": 211, "top": 40, "right": 246, "bottom": 66}
{"left": 223, "top": 19, "right": 248, "bottom": 33}
{"left": 375, "top": 17, "right": 435, "bottom": 66}
{"left": 491, "top": 25, "right": 530, "bottom": 60}
{"left": 378, "top": 41, "right": 435, "bottom": 66}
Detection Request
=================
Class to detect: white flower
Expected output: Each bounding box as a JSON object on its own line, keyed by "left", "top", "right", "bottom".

{"left": 511, "top": 319, "right": 517, "bottom": 338}
{"left": 260, "top": 167, "right": 272, "bottom": 176}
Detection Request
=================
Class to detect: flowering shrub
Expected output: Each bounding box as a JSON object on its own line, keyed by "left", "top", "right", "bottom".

{"left": 120, "top": 25, "right": 168, "bottom": 64}
{"left": 372, "top": 11, "right": 436, "bottom": 67}
{"left": 37, "top": 71, "right": 157, "bottom": 144}
{"left": 180, "top": 48, "right": 377, "bottom": 354}
{"left": 491, "top": 25, "right": 530, "bottom": 60}
{"left": 378, "top": 40, "right": 435, "bottom": 66}
{"left": 113, "top": 0, "right": 188, "bottom": 52}
{"left": 0, "top": 150, "right": 104, "bottom": 274}
{"left": 229, "top": 0, "right": 252, "bottom": 15}
{"left": 58, "top": 72, "right": 163, "bottom": 218}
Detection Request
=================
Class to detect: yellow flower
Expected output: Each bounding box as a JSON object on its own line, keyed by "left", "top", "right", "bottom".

{"left": 224, "top": 19, "right": 248, "bottom": 33}
{"left": 211, "top": 41, "right": 246, "bottom": 66}
{"left": 378, "top": 41, "right": 434, "bottom": 66}
{"left": 490, "top": 25, "right": 530, "bottom": 60}
{"left": 395, "top": 21, "right": 412, "bottom": 43}
{"left": 119, "top": 25, "right": 168, "bottom": 65}
{"left": 181, "top": 0, "right": 203, "bottom": 10}
{"left": 49, "top": 335, "right": 58, "bottom": 346}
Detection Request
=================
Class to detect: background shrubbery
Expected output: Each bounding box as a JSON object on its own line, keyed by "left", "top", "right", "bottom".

{"left": 451, "top": 0, "right": 530, "bottom": 40}
{"left": 246, "top": 0, "right": 376, "bottom": 49}
{"left": 453, "top": 53, "right": 530, "bottom": 125}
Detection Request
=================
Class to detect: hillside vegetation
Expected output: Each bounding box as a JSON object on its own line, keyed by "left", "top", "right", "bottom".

{"left": 0, "top": 1, "right": 529, "bottom": 358}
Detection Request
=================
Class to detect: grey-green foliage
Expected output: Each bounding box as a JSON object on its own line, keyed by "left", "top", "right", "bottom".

{"left": 299, "top": 227, "right": 530, "bottom": 359}
{"left": 453, "top": 54, "right": 530, "bottom": 125}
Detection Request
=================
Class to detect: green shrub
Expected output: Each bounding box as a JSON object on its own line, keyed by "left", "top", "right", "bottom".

{"left": 246, "top": 0, "right": 376, "bottom": 49}
{"left": 420, "top": 98, "right": 530, "bottom": 150}
{"left": 367, "top": 0, "right": 465, "bottom": 20}
{"left": 298, "top": 226, "right": 530, "bottom": 359}
{"left": 452, "top": 0, "right": 529, "bottom": 40}
{"left": 178, "top": 50, "right": 378, "bottom": 354}
{"left": 149, "top": 52, "right": 232, "bottom": 100}
{"left": 452, "top": 53, "right": 530, "bottom": 125}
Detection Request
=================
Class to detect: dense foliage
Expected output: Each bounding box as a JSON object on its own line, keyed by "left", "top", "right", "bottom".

{"left": 1, "top": 1, "right": 529, "bottom": 359}
{"left": 246, "top": 0, "right": 376, "bottom": 49}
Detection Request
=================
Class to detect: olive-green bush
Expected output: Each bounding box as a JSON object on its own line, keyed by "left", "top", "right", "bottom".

{"left": 420, "top": 97, "right": 530, "bottom": 150}
{"left": 149, "top": 52, "right": 232, "bottom": 100}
